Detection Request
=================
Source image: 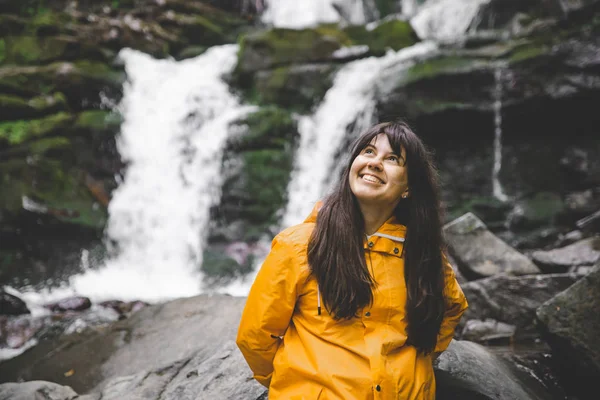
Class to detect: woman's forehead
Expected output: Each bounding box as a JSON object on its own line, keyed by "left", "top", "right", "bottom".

{"left": 367, "top": 133, "right": 405, "bottom": 155}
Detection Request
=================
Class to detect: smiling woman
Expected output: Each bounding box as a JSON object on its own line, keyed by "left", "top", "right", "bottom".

{"left": 236, "top": 121, "right": 468, "bottom": 400}
{"left": 349, "top": 133, "right": 409, "bottom": 234}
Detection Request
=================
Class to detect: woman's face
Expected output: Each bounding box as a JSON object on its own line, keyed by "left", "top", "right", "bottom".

{"left": 349, "top": 133, "right": 409, "bottom": 212}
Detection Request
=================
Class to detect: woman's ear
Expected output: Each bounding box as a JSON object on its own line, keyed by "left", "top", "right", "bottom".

{"left": 402, "top": 189, "right": 410, "bottom": 199}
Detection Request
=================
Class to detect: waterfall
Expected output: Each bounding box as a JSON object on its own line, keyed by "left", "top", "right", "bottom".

{"left": 282, "top": 42, "right": 438, "bottom": 229}
{"left": 409, "top": 0, "right": 489, "bottom": 41}
{"left": 15, "top": 45, "right": 252, "bottom": 304}
{"left": 492, "top": 66, "right": 509, "bottom": 202}
{"left": 262, "top": 0, "right": 367, "bottom": 27}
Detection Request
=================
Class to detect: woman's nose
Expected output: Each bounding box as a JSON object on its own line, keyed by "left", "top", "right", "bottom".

{"left": 367, "top": 159, "right": 382, "bottom": 170}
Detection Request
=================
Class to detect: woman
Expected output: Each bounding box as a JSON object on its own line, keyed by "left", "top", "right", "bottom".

{"left": 236, "top": 121, "right": 468, "bottom": 399}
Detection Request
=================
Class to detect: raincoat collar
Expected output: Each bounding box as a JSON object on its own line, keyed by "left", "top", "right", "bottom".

{"left": 304, "top": 201, "right": 407, "bottom": 257}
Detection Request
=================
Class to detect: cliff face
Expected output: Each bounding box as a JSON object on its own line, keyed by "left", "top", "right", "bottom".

{"left": 1, "top": 0, "right": 599, "bottom": 286}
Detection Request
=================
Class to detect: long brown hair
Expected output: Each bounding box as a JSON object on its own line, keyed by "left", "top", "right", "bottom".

{"left": 307, "top": 121, "right": 446, "bottom": 354}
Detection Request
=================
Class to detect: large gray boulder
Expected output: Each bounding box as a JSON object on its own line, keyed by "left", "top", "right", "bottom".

{"left": 82, "top": 341, "right": 266, "bottom": 400}
{"left": 531, "top": 237, "right": 600, "bottom": 273}
{"left": 435, "top": 340, "right": 558, "bottom": 400}
{"left": 0, "top": 381, "right": 77, "bottom": 400}
{"left": 458, "top": 272, "right": 579, "bottom": 340}
{"left": 443, "top": 213, "right": 541, "bottom": 278}
{"left": 536, "top": 264, "right": 600, "bottom": 398}
{"left": 0, "top": 294, "right": 247, "bottom": 394}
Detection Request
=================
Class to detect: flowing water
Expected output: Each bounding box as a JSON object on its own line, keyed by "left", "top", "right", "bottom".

{"left": 11, "top": 45, "right": 253, "bottom": 305}
{"left": 492, "top": 66, "right": 509, "bottom": 202}
{"left": 409, "top": 0, "right": 488, "bottom": 41}
{"left": 262, "top": 0, "right": 367, "bottom": 27}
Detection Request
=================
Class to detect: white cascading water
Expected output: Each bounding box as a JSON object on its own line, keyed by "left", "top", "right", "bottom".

{"left": 492, "top": 66, "right": 509, "bottom": 201}
{"left": 282, "top": 41, "right": 438, "bottom": 229}
{"left": 262, "top": 0, "right": 366, "bottom": 27}
{"left": 410, "top": 0, "right": 489, "bottom": 41}
{"left": 14, "top": 45, "right": 252, "bottom": 305}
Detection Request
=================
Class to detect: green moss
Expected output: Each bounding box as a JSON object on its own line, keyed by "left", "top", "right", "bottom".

{"left": 74, "top": 110, "right": 123, "bottom": 133}
{"left": 231, "top": 106, "right": 296, "bottom": 151}
{"left": 0, "top": 112, "right": 72, "bottom": 145}
{"left": 253, "top": 64, "right": 337, "bottom": 112}
{"left": 73, "top": 60, "right": 124, "bottom": 83}
{"left": 507, "top": 42, "right": 551, "bottom": 64}
{"left": 237, "top": 27, "right": 348, "bottom": 72}
{"left": 0, "top": 158, "right": 107, "bottom": 229}
{"left": 0, "top": 39, "right": 5, "bottom": 64}
{"left": 28, "top": 136, "right": 71, "bottom": 155}
{"left": 346, "top": 20, "right": 418, "bottom": 55}
{"left": 28, "top": 91, "right": 68, "bottom": 112}
{"left": 0, "top": 93, "right": 29, "bottom": 110}
{"left": 242, "top": 149, "right": 294, "bottom": 223}
{"left": 30, "top": 10, "right": 64, "bottom": 34}
{"left": 403, "top": 56, "right": 484, "bottom": 85}
{"left": 201, "top": 249, "right": 252, "bottom": 282}
{"left": 219, "top": 107, "right": 298, "bottom": 240}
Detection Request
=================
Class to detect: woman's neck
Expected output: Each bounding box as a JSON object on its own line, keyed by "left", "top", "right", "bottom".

{"left": 360, "top": 205, "right": 394, "bottom": 236}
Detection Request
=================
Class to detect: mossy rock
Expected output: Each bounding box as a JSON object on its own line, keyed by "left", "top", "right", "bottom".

{"left": 446, "top": 196, "right": 512, "bottom": 225}
{"left": 73, "top": 110, "right": 123, "bottom": 135}
{"left": 508, "top": 192, "right": 565, "bottom": 231}
{"left": 215, "top": 107, "right": 298, "bottom": 241}
{"left": 1, "top": 136, "right": 73, "bottom": 160}
{"left": 0, "top": 61, "right": 124, "bottom": 107}
{"left": 227, "top": 106, "right": 297, "bottom": 152}
{"left": 253, "top": 63, "right": 338, "bottom": 112}
{"left": 0, "top": 92, "right": 68, "bottom": 120}
{"left": 373, "top": 0, "right": 402, "bottom": 18}
{"left": 344, "top": 19, "right": 419, "bottom": 56}
{"left": 3, "top": 35, "right": 107, "bottom": 65}
{"left": 0, "top": 112, "right": 73, "bottom": 146}
{"left": 236, "top": 26, "right": 350, "bottom": 74}
{"left": 0, "top": 158, "right": 107, "bottom": 229}
{"left": 0, "top": 39, "right": 5, "bottom": 65}
{"left": 176, "top": 45, "right": 208, "bottom": 60}
{"left": 0, "top": 14, "right": 27, "bottom": 37}
{"left": 201, "top": 247, "right": 253, "bottom": 285}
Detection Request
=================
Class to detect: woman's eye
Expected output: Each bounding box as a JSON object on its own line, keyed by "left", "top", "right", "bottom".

{"left": 387, "top": 156, "right": 399, "bottom": 162}
{"left": 364, "top": 148, "right": 374, "bottom": 154}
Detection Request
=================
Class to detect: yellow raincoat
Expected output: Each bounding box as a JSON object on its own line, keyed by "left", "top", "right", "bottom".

{"left": 236, "top": 205, "right": 468, "bottom": 399}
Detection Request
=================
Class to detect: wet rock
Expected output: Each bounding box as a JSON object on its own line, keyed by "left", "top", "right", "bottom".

{"left": 506, "top": 192, "right": 564, "bottom": 232}
{"left": 536, "top": 264, "right": 600, "bottom": 398}
{"left": 531, "top": 237, "right": 600, "bottom": 272}
{"left": 0, "top": 380, "right": 78, "bottom": 400}
{"left": 435, "top": 340, "right": 557, "bottom": 400}
{"left": 0, "top": 291, "right": 30, "bottom": 316}
{"left": 458, "top": 272, "right": 579, "bottom": 340}
{"left": 0, "top": 315, "right": 43, "bottom": 349}
{"left": 44, "top": 296, "right": 92, "bottom": 312}
{"left": 98, "top": 300, "right": 148, "bottom": 318}
{"left": 460, "top": 319, "right": 516, "bottom": 344}
{"left": 93, "top": 341, "right": 266, "bottom": 400}
{"left": 443, "top": 212, "right": 540, "bottom": 278}
{"left": 0, "top": 295, "right": 247, "bottom": 394}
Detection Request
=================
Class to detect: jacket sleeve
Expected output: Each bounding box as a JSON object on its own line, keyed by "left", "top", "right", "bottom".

{"left": 236, "top": 233, "right": 300, "bottom": 387}
{"left": 434, "top": 255, "right": 468, "bottom": 353}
